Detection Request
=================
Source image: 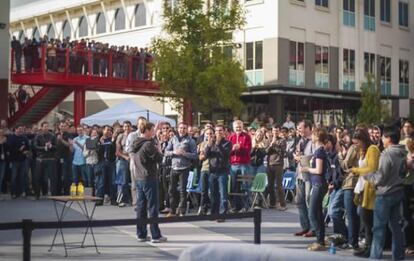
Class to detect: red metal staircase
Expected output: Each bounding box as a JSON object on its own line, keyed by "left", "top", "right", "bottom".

{"left": 9, "top": 45, "right": 160, "bottom": 127}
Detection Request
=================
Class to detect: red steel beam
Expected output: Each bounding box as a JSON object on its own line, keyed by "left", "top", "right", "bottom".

{"left": 73, "top": 88, "right": 86, "bottom": 126}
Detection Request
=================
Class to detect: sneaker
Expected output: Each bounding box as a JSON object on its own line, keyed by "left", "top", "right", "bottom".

{"left": 294, "top": 230, "right": 309, "bottom": 236}
{"left": 151, "top": 236, "right": 167, "bottom": 243}
{"left": 137, "top": 236, "right": 151, "bottom": 242}
{"left": 278, "top": 206, "right": 288, "bottom": 211}
{"left": 103, "top": 195, "right": 110, "bottom": 204}
{"left": 166, "top": 212, "right": 177, "bottom": 218}
{"left": 307, "top": 242, "right": 326, "bottom": 251}
{"left": 118, "top": 202, "right": 127, "bottom": 207}
{"left": 216, "top": 219, "right": 225, "bottom": 223}
{"left": 160, "top": 208, "right": 171, "bottom": 214}
{"left": 354, "top": 247, "right": 370, "bottom": 258}
{"left": 21, "top": 192, "right": 26, "bottom": 198}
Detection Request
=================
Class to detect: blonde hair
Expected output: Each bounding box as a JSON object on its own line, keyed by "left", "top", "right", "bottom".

{"left": 252, "top": 130, "right": 267, "bottom": 148}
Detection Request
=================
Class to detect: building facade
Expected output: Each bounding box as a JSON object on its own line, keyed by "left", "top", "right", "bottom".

{"left": 9, "top": 0, "right": 414, "bottom": 125}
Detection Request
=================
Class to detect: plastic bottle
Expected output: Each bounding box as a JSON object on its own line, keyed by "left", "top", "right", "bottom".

{"left": 77, "top": 182, "right": 84, "bottom": 197}
{"left": 70, "top": 183, "right": 77, "bottom": 197}
{"left": 329, "top": 242, "right": 336, "bottom": 255}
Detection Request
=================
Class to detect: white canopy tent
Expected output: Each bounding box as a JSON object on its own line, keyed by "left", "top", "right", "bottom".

{"left": 80, "top": 99, "right": 176, "bottom": 127}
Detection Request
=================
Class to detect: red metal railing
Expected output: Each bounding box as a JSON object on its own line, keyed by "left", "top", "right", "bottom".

{"left": 11, "top": 45, "right": 154, "bottom": 82}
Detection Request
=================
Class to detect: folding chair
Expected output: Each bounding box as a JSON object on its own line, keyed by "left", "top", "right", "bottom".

{"left": 282, "top": 170, "right": 296, "bottom": 202}
{"left": 186, "top": 170, "right": 202, "bottom": 213}
{"left": 250, "top": 173, "right": 269, "bottom": 210}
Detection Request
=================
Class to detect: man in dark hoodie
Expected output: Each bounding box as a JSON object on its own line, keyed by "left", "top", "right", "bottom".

{"left": 204, "top": 125, "right": 232, "bottom": 220}
{"left": 132, "top": 122, "right": 166, "bottom": 243}
{"left": 364, "top": 125, "right": 407, "bottom": 260}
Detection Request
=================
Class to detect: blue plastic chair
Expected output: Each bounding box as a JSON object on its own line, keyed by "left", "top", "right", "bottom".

{"left": 282, "top": 170, "right": 296, "bottom": 201}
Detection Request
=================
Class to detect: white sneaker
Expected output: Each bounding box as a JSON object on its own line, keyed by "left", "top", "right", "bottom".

{"left": 104, "top": 195, "right": 110, "bottom": 204}
{"left": 151, "top": 236, "right": 167, "bottom": 243}
{"left": 137, "top": 236, "right": 151, "bottom": 242}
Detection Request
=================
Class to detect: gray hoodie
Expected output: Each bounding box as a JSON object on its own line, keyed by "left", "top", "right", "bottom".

{"left": 364, "top": 144, "right": 407, "bottom": 196}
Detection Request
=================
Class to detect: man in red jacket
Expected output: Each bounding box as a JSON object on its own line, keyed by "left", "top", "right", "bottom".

{"left": 228, "top": 120, "right": 252, "bottom": 212}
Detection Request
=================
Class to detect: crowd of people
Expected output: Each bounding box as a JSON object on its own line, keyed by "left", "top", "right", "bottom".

{"left": 11, "top": 36, "right": 153, "bottom": 80}
{"left": 0, "top": 115, "right": 413, "bottom": 258}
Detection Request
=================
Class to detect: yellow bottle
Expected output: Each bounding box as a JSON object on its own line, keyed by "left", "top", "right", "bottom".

{"left": 77, "top": 182, "right": 84, "bottom": 197}
{"left": 70, "top": 183, "right": 77, "bottom": 197}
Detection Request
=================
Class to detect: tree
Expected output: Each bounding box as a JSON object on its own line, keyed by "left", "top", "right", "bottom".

{"left": 151, "top": 0, "right": 247, "bottom": 122}
{"left": 357, "top": 75, "right": 391, "bottom": 125}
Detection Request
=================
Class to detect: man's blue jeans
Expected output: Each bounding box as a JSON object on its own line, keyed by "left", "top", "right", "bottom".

{"left": 209, "top": 173, "right": 228, "bottom": 215}
{"left": 136, "top": 179, "right": 162, "bottom": 240}
{"left": 344, "top": 189, "right": 359, "bottom": 246}
{"left": 328, "top": 189, "right": 347, "bottom": 238}
{"left": 370, "top": 190, "right": 405, "bottom": 260}
{"left": 11, "top": 161, "right": 26, "bottom": 196}
{"left": 96, "top": 161, "right": 116, "bottom": 200}
{"left": 309, "top": 183, "right": 327, "bottom": 245}
{"left": 72, "top": 164, "right": 86, "bottom": 185}
{"left": 85, "top": 164, "right": 96, "bottom": 188}
{"left": 116, "top": 159, "right": 130, "bottom": 203}
{"left": 296, "top": 179, "right": 311, "bottom": 231}
{"left": 230, "top": 164, "right": 251, "bottom": 210}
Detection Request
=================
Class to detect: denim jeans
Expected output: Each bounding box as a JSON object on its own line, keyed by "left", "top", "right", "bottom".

{"left": 11, "top": 161, "right": 27, "bottom": 196}
{"left": 251, "top": 165, "right": 266, "bottom": 176}
{"left": 230, "top": 164, "right": 251, "bottom": 210}
{"left": 328, "top": 189, "right": 347, "bottom": 238}
{"left": 116, "top": 159, "right": 130, "bottom": 203}
{"left": 96, "top": 160, "right": 116, "bottom": 200}
{"left": 296, "top": 179, "right": 311, "bottom": 231}
{"left": 72, "top": 164, "right": 86, "bottom": 185}
{"left": 136, "top": 179, "right": 162, "bottom": 240}
{"left": 0, "top": 160, "right": 5, "bottom": 193}
{"left": 343, "top": 189, "right": 359, "bottom": 246}
{"left": 200, "top": 171, "right": 210, "bottom": 213}
{"left": 35, "top": 159, "right": 57, "bottom": 196}
{"left": 169, "top": 169, "right": 189, "bottom": 214}
{"left": 209, "top": 172, "right": 228, "bottom": 215}
{"left": 370, "top": 190, "right": 405, "bottom": 260}
{"left": 309, "top": 183, "right": 327, "bottom": 244}
{"left": 85, "top": 164, "right": 96, "bottom": 189}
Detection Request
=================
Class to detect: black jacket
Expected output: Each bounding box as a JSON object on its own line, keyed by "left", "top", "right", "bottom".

{"left": 133, "top": 137, "right": 163, "bottom": 181}
{"left": 204, "top": 139, "right": 232, "bottom": 174}
{"left": 33, "top": 132, "right": 57, "bottom": 159}
{"left": 98, "top": 137, "right": 116, "bottom": 162}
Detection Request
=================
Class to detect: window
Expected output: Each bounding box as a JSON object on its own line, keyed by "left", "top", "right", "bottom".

{"left": 78, "top": 16, "right": 88, "bottom": 37}
{"left": 62, "top": 20, "right": 71, "bottom": 39}
{"left": 399, "top": 60, "right": 409, "bottom": 97}
{"left": 245, "top": 41, "right": 263, "bottom": 87}
{"left": 96, "top": 12, "right": 106, "bottom": 34}
{"left": 380, "top": 0, "right": 391, "bottom": 23}
{"left": 315, "top": 45, "right": 329, "bottom": 88}
{"left": 32, "top": 27, "right": 40, "bottom": 41}
{"left": 114, "top": 8, "right": 125, "bottom": 31}
{"left": 47, "top": 24, "right": 55, "bottom": 39}
{"left": 315, "top": 0, "right": 328, "bottom": 8}
{"left": 343, "top": 48, "right": 355, "bottom": 91}
{"left": 343, "top": 0, "right": 355, "bottom": 27}
{"left": 135, "top": 4, "right": 147, "bottom": 27}
{"left": 289, "top": 41, "right": 305, "bottom": 86}
{"left": 379, "top": 56, "right": 391, "bottom": 95}
{"left": 399, "top": 1, "right": 409, "bottom": 27}
{"left": 364, "top": 52, "right": 376, "bottom": 77}
{"left": 364, "top": 0, "right": 376, "bottom": 31}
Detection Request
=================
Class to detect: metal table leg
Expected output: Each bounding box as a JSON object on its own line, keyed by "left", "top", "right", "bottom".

{"left": 49, "top": 200, "right": 73, "bottom": 257}
{"left": 77, "top": 201, "right": 100, "bottom": 254}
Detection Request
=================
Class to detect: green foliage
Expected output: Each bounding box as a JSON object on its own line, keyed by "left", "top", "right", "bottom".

{"left": 357, "top": 75, "right": 391, "bottom": 125}
{"left": 151, "top": 0, "right": 247, "bottom": 115}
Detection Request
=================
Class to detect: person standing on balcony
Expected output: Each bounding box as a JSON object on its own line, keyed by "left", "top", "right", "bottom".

{"left": 11, "top": 36, "right": 22, "bottom": 73}
{"left": 23, "top": 38, "right": 32, "bottom": 72}
{"left": 33, "top": 122, "right": 57, "bottom": 199}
